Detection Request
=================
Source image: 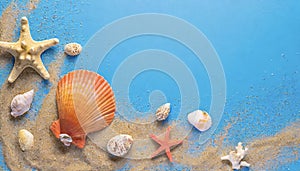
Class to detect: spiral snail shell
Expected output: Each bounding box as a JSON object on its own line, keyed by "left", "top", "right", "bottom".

{"left": 11, "top": 89, "right": 34, "bottom": 118}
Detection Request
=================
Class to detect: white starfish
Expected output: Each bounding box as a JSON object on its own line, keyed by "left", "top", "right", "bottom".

{"left": 0, "top": 16, "right": 59, "bottom": 83}
{"left": 221, "top": 142, "right": 250, "bottom": 170}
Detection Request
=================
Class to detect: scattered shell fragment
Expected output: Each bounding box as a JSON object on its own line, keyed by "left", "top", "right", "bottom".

{"left": 187, "top": 110, "right": 212, "bottom": 131}
{"left": 64, "top": 43, "right": 82, "bottom": 56}
{"left": 221, "top": 142, "right": 250, "bottom": 170}
{"left": 18, "top": 129, "right": 34, "bottom": 151}
{"left": 50, "top": 70, "right": 116, "bottom": 148}
{"left": 155, "top": 103, "right": 171, "bottom": 121}
{"left": 11, "top": 89, "right": 34, "bottom": 118}
{"left": 107, "top": 134, "right": 133, "bottom": 157}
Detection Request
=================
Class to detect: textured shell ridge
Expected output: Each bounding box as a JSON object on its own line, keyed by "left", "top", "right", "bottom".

{"left": 52, "top": 70, "right": 116, "bottom": 148}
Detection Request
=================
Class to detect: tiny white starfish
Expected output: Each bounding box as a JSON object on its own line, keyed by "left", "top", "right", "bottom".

{"left": 221, "top": 142, "right": 250, "bottom": 170}
{"left": 0, "top": 16, "right": 59, "bottom": 83}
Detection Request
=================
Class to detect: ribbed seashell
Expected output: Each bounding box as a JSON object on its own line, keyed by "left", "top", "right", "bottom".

{"left": 187, "top": 110, "right": 212, "bottom": 131}
{"left": 11, "top": 89, "right": 34, "bottom": 118}
{"left": 50, "top": 70, "right": 116, "bottom": 148}
{"left": 155, "top": 103, "right": 171, "bottom": 121}
{"left": 64, "top": 43, "right": 82, "bottom": 56}
{"left": 18, "top": 129, "right": 34, "bottom": 151}
{"left": 107, "top": 134, "right": 133, "bottom": 157}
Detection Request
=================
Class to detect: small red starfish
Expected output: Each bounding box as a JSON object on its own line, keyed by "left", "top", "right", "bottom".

{"left": 149, "top": 126, "right": 183, "bottom": 162}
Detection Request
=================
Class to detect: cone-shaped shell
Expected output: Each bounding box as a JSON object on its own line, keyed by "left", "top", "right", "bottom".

{"left": 11, "top": 89, "right": 34, "bottom": 118}
{"left": 50, "top": 70, "right": 115, "bottom": 148}
{"left": 155, "top": 103, "right": 171, "bottom": 121}
{"left": 188, "top": 110, "right": 212, "bottom": 132}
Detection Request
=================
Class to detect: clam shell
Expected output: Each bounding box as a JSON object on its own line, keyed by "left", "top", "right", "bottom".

{"left": 107, "top": 134, "right": 133, "bottom": 157}
{"left": 18, "top": 129, "right": 34, "bottom": 151}
{"left": 50, "top": 70, "right": 116, "bottom": 148}
{"left": 187, "top": 110, "right": 212, "bottom": 131}
{"left": 11, "top": 89, "right": 34, "bottom": 118}
{"left": 155, "top": 103, "right": 171, "bottom": 121}
{"left": 64, "top": 43, "right": 82, "bottom": 56}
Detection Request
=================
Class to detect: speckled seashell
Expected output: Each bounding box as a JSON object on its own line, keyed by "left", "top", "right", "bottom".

{"left": 64, "top": 43, "right": 82, "bottom": 56}
{"left": 188, "top": 110, "right": 212, "bottom": 131}
{"left": 11, "top": 89, "right": 34, "bottom": 118}
{"left": 155, "top": 103, "right": 171, "bottom": 121}
{"left": 107, "top": 134, "right": 133, "bottom": 157}
{"left": 18, "top": 129, "right": 34, "bottom": 151}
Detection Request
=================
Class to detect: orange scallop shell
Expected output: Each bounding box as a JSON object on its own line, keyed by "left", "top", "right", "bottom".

{"left": 50, "top": 70, "right": 115, "bottom": 148}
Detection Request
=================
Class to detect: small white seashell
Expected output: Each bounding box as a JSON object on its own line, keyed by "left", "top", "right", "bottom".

{"left": 155, "top": 103, "right": 171, "bottom": 121}
{"left": 18, "top": 129, "right": 34, "bottom": 151}
{"left": 107, "top": 134, "right": 133, "bottom": 157}
{"left": 187, "top": 110, "right": 212, "bottom": 131}
{"left": 11, "top": 89, "right": 34, "bottom": 118}
{"left": 59, "top": 134, "right": 72, "bottom": 146}
{"left": 64, "top": 43, "right": 82, "bottom": 56}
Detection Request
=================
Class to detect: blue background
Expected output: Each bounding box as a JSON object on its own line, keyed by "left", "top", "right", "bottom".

{"left": 0, "top": 0, "right": 299, "bottom": 170}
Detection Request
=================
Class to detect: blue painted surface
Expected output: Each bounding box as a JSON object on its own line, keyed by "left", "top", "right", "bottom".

{"left": 0, "top": 0, "right": 300, "bottom": 170}
{"left": 0, "top": 144, "right": 9, "bottom": 171}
